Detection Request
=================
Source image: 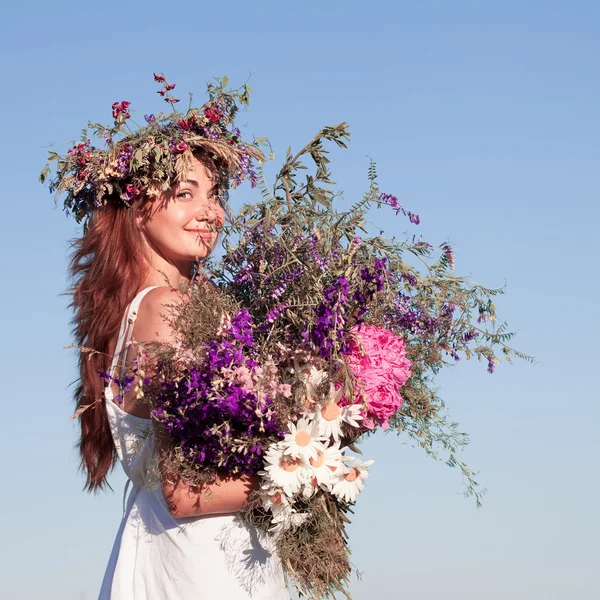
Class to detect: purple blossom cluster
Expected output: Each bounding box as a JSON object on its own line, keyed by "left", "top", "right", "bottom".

{"left": 152, "top": 309, "right": 285, "bottom": 475}
{"left": 309, "top": 234, "right": 330, "bottom": 271}
{"left": 117, "top": 144, "right": 134, "bottom": 176}
{"left": 379, "top": 193, "right": 420, "bottom": 225}
{"left": 440, "top": 242, "right": 455, "bottom": 270}
{"left": 383, "top": 293, "right": 439, "bottom": 337}
{"left": 351, "top": 257, "right": 388, "bottom": 323}
{"left": 98, "top": 370, "right": 137, "bottom": 404}
{"left": 262, "top": 303, "right": 288, "bottom": 327}
{"left": 304, "top": 276, "right": 351, "bottom": 358}
{"left": 299, "top": 258, "right": 390, "bottom": 358}
{"left": 235, "top": 148, "right": 258, "bottom": 188}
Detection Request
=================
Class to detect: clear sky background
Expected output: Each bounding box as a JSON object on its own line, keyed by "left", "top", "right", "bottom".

{"left": 1, "top": 1, "right": 598, "bottom": 599}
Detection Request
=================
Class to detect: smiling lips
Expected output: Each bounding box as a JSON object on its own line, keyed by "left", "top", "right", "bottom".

{"left": 185, "top": 228, "right": 214, "bottom": 236}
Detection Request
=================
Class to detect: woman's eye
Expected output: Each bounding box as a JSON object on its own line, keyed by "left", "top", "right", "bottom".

{"left": 175, "top": 190, "right": 193, "bottom": 200}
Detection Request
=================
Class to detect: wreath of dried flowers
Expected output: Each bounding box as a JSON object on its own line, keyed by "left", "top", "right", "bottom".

{"left": 40, "top": 73, "right": 265, "bottom": 225}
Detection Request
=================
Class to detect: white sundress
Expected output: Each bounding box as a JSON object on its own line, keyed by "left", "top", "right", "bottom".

{"left": 98, "top": 286, "right": 289, "bottom": 600}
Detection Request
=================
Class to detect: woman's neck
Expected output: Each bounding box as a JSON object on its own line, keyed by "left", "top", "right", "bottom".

{"left": 138, "top": 252, "right": 194, "bottom": 291}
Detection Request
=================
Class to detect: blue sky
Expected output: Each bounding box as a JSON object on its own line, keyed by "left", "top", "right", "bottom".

{"left": 1, "top": 1, "right": 598, "bottom": 598}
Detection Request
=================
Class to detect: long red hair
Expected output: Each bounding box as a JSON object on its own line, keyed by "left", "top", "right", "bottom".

{"left": 69, "top": 202, "right": 149, "bottom": 491}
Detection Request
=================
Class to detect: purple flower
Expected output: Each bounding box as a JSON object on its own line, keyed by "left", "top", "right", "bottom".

{"left": 262, "top": 304, "right": 288, "bottom": 327}
{"left": 408, "top": 211, "right": 420, "bottom": 225}
{"left": 227, "top": 308, "right": 255, "bottom": 347}
{"left": 309, "top": 234, "right": 330, "bottom": 271}
{"left": 305, "top": 276, "right": 351, "bottom": 358}
{"left": 144, "top": 114, "right": 157, "bottom": 124}
{"left": 117, "top": 145, "right": 134, "bottom": 176}
{"left": 380, "top": 192, "right": 401, "bottom": 210}
{"left": 462, "top": 328, "right": 479, "bottom": 343}
{"left": 441, "top": 242, "right": 456, "bottom": 270}
{"left": 380, "top": 193, "right": 421, "bottom": 225}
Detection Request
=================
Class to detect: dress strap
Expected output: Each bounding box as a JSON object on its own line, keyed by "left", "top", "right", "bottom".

{"left": 108, "top": 286, "right": 159, "bottom": 379}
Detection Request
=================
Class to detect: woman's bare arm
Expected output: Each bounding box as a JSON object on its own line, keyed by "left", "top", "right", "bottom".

{"left": 131, "top": 286, "right": 259, "bottom": 518}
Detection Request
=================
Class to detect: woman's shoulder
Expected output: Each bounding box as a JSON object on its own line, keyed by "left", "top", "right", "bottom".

{"left": 134, "top": 286, "right": 188, "bottom": 344}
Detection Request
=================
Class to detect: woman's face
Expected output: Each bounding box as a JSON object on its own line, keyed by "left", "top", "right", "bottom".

{"left": 139, "top": 156, "right": 225, "bottom": 266}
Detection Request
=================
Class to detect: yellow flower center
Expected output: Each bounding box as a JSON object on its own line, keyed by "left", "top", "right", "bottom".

{"left": 321, "top": 402, "right": 341, "bottom": 421}
{"left": 280, "top": 457, "right": 300, "bottom": 472}
{"left": 310, "top": 452, "right": 325, "bottom": 468}
{"left": 344, "top": 468, "right": 360, "bottom": 482}
{"left": 295, "top": 430, "right": 312, "bottom": 447}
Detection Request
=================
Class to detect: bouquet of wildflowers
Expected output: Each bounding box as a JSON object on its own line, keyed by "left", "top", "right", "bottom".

{"left": 138, "top": 124, "right": 531, "bottom": 598}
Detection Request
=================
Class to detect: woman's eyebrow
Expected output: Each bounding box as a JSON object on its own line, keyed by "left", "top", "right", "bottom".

{"left": 180, "top": 178, "right": 218, "bottom": 195}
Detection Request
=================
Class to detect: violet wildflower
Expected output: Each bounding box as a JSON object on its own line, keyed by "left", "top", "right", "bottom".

{"left": 263, "top": 304, "right": 288, "bottom": 326}
{"left": 380, "top": 192, "right": 401, "bottom": 210}
{"left": 441, "top": 242, "right": 456, "bottom": 270}
{"left": 98, "top": 370, "right": 136, "bottom": 404}
{"left": 117, "top": 145, "right": 134, "bottom": 176}
{"left": 227, "top": 308, "right": 255, "bottom": 347}
{"left": 462, "top": 328, "right": 479, "bottom": 343}
{"left": 271, "top": 284, "right": 287, "bottom": 299}
{"left": 400, "top": 271, "right": 418, "bottom": 287}
{"left": 307, "top": 276, "right": 351, "bottom": 358}
{"left": 408, "top": 211, "right": 420, "bottom": 225}
{"left": 309, "top": 234, "right": 330, "bottom": 271}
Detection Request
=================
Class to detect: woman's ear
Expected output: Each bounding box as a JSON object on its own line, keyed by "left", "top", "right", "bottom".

{"left": 134, "top": 200, "right": 151, "bottom": 231}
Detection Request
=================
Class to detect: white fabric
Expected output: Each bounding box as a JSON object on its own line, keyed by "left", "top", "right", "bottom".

{"left": 99, "top": 287, "right": 289, "bottom": 600}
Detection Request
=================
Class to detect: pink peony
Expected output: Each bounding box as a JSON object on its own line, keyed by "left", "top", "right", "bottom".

{"left": 345, "top": 325, "right": 412, "bottom": 430}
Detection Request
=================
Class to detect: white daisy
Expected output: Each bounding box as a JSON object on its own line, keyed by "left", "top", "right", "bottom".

{"left": 260, "top": 486, "right": 291, "bottom": 512}
{"left": 294, "top": 362, "right": 328, "bottom": 409}
{"left": 308, "top": 441, "right": 343, "bottom": 487}
{"left": 294, "top": 362, "right": 328, "bottom": 395}
{"left": 310, "top": 386, "right": 364, "bottom": 442}
{"left": 268, "top": 507, "right": 310, "bottom": 537}
{"left": 331, "top": 456, "right": 374, "bottom": 503}
{"left": 296, "top": 441, "right": 343, "bottom": 499}
{"left": 261, "top": 442, "right": 304, "bottom": 496}
{"left": 282, "top": 418, "right": 325, "bottom": 460}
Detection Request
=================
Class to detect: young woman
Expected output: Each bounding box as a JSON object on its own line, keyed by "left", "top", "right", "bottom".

{"left": 69, "top": 153, "right": 289, "bottom": 599}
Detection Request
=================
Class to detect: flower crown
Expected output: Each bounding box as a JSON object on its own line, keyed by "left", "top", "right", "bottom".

{"left": 40, "top": 74, "right": 266, "bottom": 224}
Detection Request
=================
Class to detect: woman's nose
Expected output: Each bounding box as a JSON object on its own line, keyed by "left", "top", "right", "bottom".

{"left": 195, "top": 205, "right": 223, "bottom": 227}
{"left": 195, "top": 205, "right": 215, "bottom": 220}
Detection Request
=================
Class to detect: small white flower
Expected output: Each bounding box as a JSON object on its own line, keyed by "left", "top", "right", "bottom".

{"left": 331, "top": 456, "right": 374, "bottom": 503}
{"left": 294, "top": 362, "right": 328, "bottom": 400}
{"left": 268, "top": 508, "right": 310, "bottom": 537}
{"left": 259, "top": 486, "right": 291, "bottom": 513}
{"left": 309, "top": 385, "right": 363, "bottom": 442}
{"left": 261, "top": 442, "right": 304, "bottom": 496}
{"left": 296, "top": 441, "right": 343, "bottom": 498}
{"left": 309, "top": 441, "right": 343, "bottom": 486}
{"left": 282, "top": 418, "right": 325, "bottom": 460}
